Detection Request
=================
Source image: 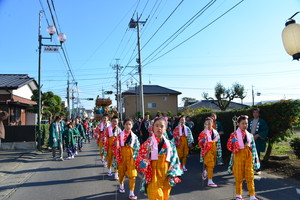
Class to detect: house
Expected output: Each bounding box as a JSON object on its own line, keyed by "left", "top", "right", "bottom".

{"left": 122, "top": 85, "right": 181, "bottom": 118}
{"left": 0, "top": 74, "right": 38, "bottom": 126}
{"left": 187, "top": 100, "right": 249, "bottom": 111}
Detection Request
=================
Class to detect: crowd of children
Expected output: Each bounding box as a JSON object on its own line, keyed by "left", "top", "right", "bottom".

{"left": 49, "top": 116, "right": 91, "bottom": 161}
{"left": 92, "top": 111, "right": 261, "bottom": 200}
{"left": 49, "top": 109, "right": 263, "bottom": 200}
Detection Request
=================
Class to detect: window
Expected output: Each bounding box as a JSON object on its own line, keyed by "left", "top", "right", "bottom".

{"left": 148, "top": 103, "right": 156, "bottom": 108}
{"left": 162, "top": 96, "right": 167, "bottom": 101}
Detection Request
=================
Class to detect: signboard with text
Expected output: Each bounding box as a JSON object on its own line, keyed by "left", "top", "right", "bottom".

{"left": 44, "top": 46, "right": 59, "bottom": 53}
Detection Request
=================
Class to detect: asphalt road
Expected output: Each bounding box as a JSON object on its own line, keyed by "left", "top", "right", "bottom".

{"left": 0, "top": 140, "right": 299, "bottom": 200}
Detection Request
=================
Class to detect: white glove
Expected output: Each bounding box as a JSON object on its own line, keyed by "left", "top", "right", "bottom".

{"left": 53, "top": 138, "right": 57, "bottom": 143}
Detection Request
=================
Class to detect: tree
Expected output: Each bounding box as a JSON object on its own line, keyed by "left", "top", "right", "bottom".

{"left": 29, "top": 90, "right": 67, "bottom": 121}
{"left": 203, "top": 82, "right": 246, "bottom": 111}
{"left": 182, "top": 97, "right": 199, "bottom": 107}
{"left": 233, "top": 82, "right": 247, "bottom": 104}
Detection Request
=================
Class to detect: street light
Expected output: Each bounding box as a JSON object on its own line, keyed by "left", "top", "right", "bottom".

{"left": 282, "top": 12, "right": 300, "bottom": 60}
{"left": 37, "top": 11, "right": 67, "bottom": 151}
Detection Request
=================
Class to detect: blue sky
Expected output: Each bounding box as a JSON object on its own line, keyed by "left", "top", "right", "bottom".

{"left": 1, "top": 0, "right": 300, "bottom": 110}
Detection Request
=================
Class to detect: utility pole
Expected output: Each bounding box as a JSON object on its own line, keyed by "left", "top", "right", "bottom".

{"left": 112, "top": 59, "right": 123, "bottom": 118}
{"left": 37, "top": 11, "right": 43, "bottom": 151}
{"left": 119, "top": 80, "right": 122, "bottom": 121}
{"left": 67, "top": 73, "right": 70, "bottom": 119}
{"left": 135, "top": 83, "right": 138, "bottom": 117}
{"left": 36, "top": 10, "right": 66, "bottom": 151}
{"left": 76, "top": 82, "right": 79, "bottom": 118}
{"left": 129, "top": 14, "right": 146, "bottom": 118}
{"left": 72, "top": 87, "right": 75, "bottom": 119}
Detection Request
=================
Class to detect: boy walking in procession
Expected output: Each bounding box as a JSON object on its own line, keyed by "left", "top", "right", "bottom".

{"left": 104, "top": 115, "right": 121, "bottom": 179}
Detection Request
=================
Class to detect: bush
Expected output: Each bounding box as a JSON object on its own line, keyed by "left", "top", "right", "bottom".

{"left": 145, "top": 111, "right": 152, "bottom": 117}
{"left": 136, "top": 112, "right": 141, "bottom": 118}
{"left": 191, "top": 100, "right": 300, "bottom": 162}
{"left": 290, "top": 137, "right": 300, "bottom": 159}
{"left": 167, "top": 111, "right": 173, "bottom": 117}
{"left": 182, "top": 107, "right": 212, "bottom": 117}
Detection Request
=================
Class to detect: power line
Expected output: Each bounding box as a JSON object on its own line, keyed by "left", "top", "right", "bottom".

{"left": 121, "top": 0, "right": 165, "bottom": 73}
{"left": 141, "top": 0, "right": 185, "bottom": 50}
{"left": 121, "top": 0, "right": 215, "bottom": 80}
{"left": 45, "top": 0, "right": 76, "bottom": 83}
{"left": 38, "top": 0, "right": 50, "bottom": 26}
{"left": 139, "top": 0, "right": 150, "bottom": 20}
{"left": 143, "top": 0, "right": 216, "bottom": 64}
{"left": 145, "top": 0, "right": 245, "bottom": 66}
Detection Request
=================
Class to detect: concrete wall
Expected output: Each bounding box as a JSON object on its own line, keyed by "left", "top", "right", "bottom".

{"left": 123, "top": 94, "right": 179, "bottom": 118}
{"left": 0, "top": 142, "right": 36, "bottom": 150}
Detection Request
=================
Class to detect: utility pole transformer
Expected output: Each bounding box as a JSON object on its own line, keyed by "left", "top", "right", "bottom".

{"left": 129, "top": 14, "right": 146, "bottom": 118}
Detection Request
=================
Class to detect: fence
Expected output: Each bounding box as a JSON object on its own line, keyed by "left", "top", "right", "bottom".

{"left": 2, "top": 125, "right": 36, "bottom": 142}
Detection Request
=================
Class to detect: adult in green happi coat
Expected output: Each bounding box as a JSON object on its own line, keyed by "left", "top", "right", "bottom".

{"left": 49, "top": 116, "right": 64, "bottom": 160}
{"left": 60, "top": 116, "right": 66, "bottom": 132}
{"left": 248, "top": 108, "right": 269, "bottom": 173}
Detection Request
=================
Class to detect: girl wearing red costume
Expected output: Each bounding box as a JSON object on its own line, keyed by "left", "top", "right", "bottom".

{"left": 198, "top": 117, "right": 222, "bottom": 187}
{"left": 227, "top": 115, "right": 260, "bottom": 200}
{"left": 135, "top": 117, "right": 182, "bottom": 200}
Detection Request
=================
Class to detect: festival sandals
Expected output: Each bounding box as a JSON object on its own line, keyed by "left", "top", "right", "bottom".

{"left": 207, "top": 183, "right": 218, "bottom": 188}
{"left": 129, "top": 195, "right": 137, "bottom": 200}
{"left": 118, "top": 188, "right": 125, "bottom": 193}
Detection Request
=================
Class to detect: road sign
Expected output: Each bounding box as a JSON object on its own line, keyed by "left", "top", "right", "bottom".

{"left": 44, "top": 46, "right": 59, "bottom": 53}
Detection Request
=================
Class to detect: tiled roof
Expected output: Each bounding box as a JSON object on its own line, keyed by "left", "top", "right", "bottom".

{"left": 188, "top": 100, "right": 249, "bottom": 109}
{"left": 122, "top": 85, "right": 181, "bottom": 95}
{"left": 9, "top": 95, "right": 37, "bottom": 105}
{"left": 0, "top": 74, "right": 36, "bottom": 89}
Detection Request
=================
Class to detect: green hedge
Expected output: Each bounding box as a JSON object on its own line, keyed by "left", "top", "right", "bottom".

{"left": 290, "top": 137, "right": 300, "bottom": 159}
{"left": 191, "top": 100, "right": 300, "bottom": 162}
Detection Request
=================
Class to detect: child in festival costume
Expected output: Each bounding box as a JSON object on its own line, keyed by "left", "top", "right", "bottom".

{"left": 135, "top": 117, "right": 183, "bottom": 200}
{"left": 95, "top": 115, "right": 110, "bottom": 166}
{"left": 62, "top": 123, "right": 76, "bottom": 160}
{"left": 75, "top": 118, "right": 86, "bottom": 152}
{"left": 227, "top": 115, "right": 260, "bottom": 200}
{"left": 113, "top": 118, "right": 140, "bottom": 200}
{"left": 198, "top": 117, "right": 222, "bottom": 187}
{"left": 103, "top": 115, "right": 121, "bottom": 179}
{"left": 173, "top": 116, "right": 194, "bottom": 171}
